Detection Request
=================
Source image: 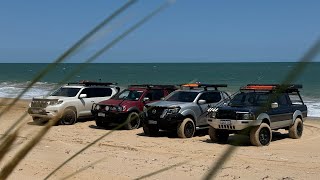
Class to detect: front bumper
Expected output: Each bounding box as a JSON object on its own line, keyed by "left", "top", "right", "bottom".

{"left": 142, "top": 113, "right": 185, "bottom": 130}
{"left": 28, "top": 107, "right": 60, "bottom": 119}
{"left": 207, "top": 118, "right": 262, "bottom": 130}
{"left": 93, "top": 110, "right": 129, "bottom": 124}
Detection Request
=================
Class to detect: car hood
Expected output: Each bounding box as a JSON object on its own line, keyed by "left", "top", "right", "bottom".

{"left": 32, "top": 96, "right": 74, "bottom": 101}
{"left": 97, "top": 98, "right": 138, "bottom": 107}
{"left": 218, "top": 106, "right": 264, "bottom": 113}
{"left": 146, "top": 100, "right": 191, "bottom": 108}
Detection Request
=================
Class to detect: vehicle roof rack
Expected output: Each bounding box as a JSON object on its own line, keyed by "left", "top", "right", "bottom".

{"left": 180, "top": 83, "right": 227, "bottom": 90}
{"left": 129, "top": 84, "right": 177, "bottom": 89}
{"left": 67, "top": 81, "right": 117, "bottom": 86}
{"left": 241, "top": 84, "right": 302, "bottom": 92}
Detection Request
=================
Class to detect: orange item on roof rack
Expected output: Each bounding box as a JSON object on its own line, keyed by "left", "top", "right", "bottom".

{"left": 181, "top": 83, "right": 200, "bottom": 87}
{"left": 244, "top": 85, "right": 275, "bottom": 90}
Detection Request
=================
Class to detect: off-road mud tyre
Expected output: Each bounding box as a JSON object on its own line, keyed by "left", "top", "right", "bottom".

{"left": 143, "top": 124, "right": 159, "bottom": 137}
{"left": 95, "top": 118, "right": 108, "bottom": 128}
{"left": 60, "top": 108, "right": 77, "bottom": 125}
{"left": 208, "top": 126, "right": 229, "bottom": 143}
{"left": 124, "top": 112, "right": 140, "bottom": 130}
{"left": 177, "top": 118, "right": 195, "bottom": 138}
{"left": 289, "top": 118, "right": 303, "bottom": 139}
{"left": 250, "top": 123, "right": 272, "bottom": 146}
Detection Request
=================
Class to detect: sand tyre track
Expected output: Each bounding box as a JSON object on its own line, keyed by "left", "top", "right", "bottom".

{"left": 124, "top": 112, "right": 140, "bottom": 130}
{"left": 60, "top": 108, "right": 77, "bottom": 125}
{"left": 177, "top": 118, "right": 195, "bottom": 138}
{"left": 208, "top": 126, "right": 229, "bottom": 143}
{"left": 143, "top": 124, "right": 159, "bottom": 136}
{"left": 289, "top": 118, "right": 303, "bottom": 139}
{"left": 250, "top": 123, "right": 272, "bottom": 146}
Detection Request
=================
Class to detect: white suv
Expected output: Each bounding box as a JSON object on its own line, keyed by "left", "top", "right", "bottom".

{"left": 28, "top": 82, "right": 119, "bottom": 125}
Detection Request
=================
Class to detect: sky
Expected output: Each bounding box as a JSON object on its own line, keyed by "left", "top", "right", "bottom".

{"left": 0, "top": 0, "right": 319, "bottom": 63}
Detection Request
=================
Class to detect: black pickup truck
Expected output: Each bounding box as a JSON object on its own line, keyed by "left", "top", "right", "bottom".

{"left": 206, "top": 84, "right": 308, "bottom": 146}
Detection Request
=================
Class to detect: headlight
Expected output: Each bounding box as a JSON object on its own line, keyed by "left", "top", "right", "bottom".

{"left": 111, "top": 106, "right": 117, "bottom": 111}
{"left": 105, "top": 105, "right": 110, "bottom": 111}
{"left": 96, "top": 105, "right": 101, "bottom": 110}
{"left": 117, "top": 106, "right": 123, "bottom": 112}
{"left": 211, "top": 111, "right": 217, "bottom": 118}
{"left": 143, "top": 106, "right": 148, "bottom": 113}
{"left": 242, "top": 113, "right": 255, "bottom": 120}
{"left": 48, "top": 100, "right": 63, "bottom": 106}
{"left": 166, "top": 107, "right": 180, "bottom": 114}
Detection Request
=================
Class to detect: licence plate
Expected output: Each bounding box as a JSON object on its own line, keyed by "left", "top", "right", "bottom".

{"left": 148, "top": 120, "right": 157, "bottom": 124}
{"left": 220, "top": 120, "right": 231, "bottom": 125}
{"left": 98, "top": 112, "right": 105, "bottom": 117}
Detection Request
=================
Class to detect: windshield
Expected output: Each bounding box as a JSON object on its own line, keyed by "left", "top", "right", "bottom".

{"left": 165, "top": 91, "right": 198, "bottom": 102}
{"left": 112, "top": 89, "right": 144, "bottom": 101}
{"left": 51, "top": 87, "right": 81, "bottom": 97}
{"left": 229, "top": 92, "right": 271, "bottom": 107}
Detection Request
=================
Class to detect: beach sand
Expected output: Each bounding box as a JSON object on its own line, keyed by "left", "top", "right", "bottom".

{"left": 0, "top": 98, "right": 320, "bottom": 179}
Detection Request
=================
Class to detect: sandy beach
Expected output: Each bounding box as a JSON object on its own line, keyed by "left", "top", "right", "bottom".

{"left": 0, "top": 97, "right": 320, "bottom": 180}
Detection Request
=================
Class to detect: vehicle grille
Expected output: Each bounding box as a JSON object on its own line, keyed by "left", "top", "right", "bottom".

{"left": 216, "top": 110, "right": 236, "bottom": 119}
{"left": 218, "top": 125, "right": 236, "bottom": 129}
{"left": 147, "top": 106, "right": 166, "bottom": 119}
{"left": 30, "top": 100, "right": 49, "bottom": 108}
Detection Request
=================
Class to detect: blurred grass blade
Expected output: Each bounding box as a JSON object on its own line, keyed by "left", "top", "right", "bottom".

{"left": 203, "top": 146, "right": 236, "bottom": 180}
{"left": 0, "top": 131, "right": 18, "bottom": 162}
{"left": 0, "top": 0, "right": 138, "bottom": 141}
{"left": 61, "top": 157, "right": 107, "bottom": 180}
{"left": 0, "top": 0, "right": 137, "bottom": 120}
{"left": 0, "top": 118, "right": 57, "bottom": 179}
{"left": 134, "top": 161, "right": 188, "bottom": 180}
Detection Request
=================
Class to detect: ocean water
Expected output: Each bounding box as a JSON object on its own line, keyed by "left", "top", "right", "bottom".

{"left": 0, "top": 62, "right": 319, "bottom": 117}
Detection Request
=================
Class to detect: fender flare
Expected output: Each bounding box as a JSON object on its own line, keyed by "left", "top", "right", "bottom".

{"left": 256, "top": 113, "right": 271, "bottom": 125}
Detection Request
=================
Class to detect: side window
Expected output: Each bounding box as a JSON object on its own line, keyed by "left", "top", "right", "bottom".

{"left": 80, "top": 88, "right": 90, "bottom": 98}
{"left": 222, "top": 92, "right": 231, "bottom": 100}
{"left": 199, "top": 92, "right": 222, "bottom": 103}
{"left": 278, "top": 94, "right": 289, "bottom": 106}
{"left": 93, "top": 88, "right": 112, "bottom": 97}
{"left": 144, "top": 90, "right": 164, "bottom": 101}
{"left": 153, "top": 90, "right": 165, "bottom": 100}
{"left": 79, "top": 88, "right": 112, "bottom": 98}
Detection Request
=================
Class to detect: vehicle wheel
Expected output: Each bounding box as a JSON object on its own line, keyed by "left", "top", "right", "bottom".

{"left": 124, "top": 112, "right": 140, "bottom": 130}
{"left": 177, "top": 118, "right": 195, "bottom": 138}
{"left": 143, "top": 124, "right": 159, "bottom": 136}
{"left": 60, "top": 108, "right": 77, "bottom": 125}
{"left": 208, "top": 126, "right": 229, "bottom": 143}
{"left": 95, "top": 118, "right": 108, "bottom": 128}
{"left": 250, "top": 123, "right": 272, "bottom": 146}
{"left": 289, "top": 118, "right": 303, "bottom": 139}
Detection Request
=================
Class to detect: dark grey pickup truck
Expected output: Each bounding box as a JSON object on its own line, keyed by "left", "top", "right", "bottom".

{"left": 206, "top": 84, "right": 307, "bottom": 146}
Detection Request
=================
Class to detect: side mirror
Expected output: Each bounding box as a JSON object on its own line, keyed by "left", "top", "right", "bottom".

{"left": 271, "top": 102, "right": 278, "bottom": 109}
{"left": 143, "top": 97, "right": 150, "bottom": 102}
{"left": 79, "top": 94, "right": 87, "bottom": 99}
{"left": 198, "top": 99, "right": 206, "bottom": 104}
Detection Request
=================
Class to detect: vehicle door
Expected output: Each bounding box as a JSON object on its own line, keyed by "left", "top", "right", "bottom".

{"left": 268, "top": 93, "right": 293, "bottom": 129}
{"left": 78, "top": 87, "right": 112, "bottom": 116}
{"left": 197, "top": 92, "right": 223, "bottom": 126}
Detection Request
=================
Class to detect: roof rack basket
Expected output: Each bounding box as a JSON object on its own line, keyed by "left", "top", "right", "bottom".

{"left": 241, "top": 84, "right": 302, "bottom": 92}
{"left": 67, "top": 81, "right": 117, "bottom": 86}
{"left": 129, "top": 84, "right": 177, "bottom": 89}
{"left": 180, "top": 83, "right": 227, "bottom": 90}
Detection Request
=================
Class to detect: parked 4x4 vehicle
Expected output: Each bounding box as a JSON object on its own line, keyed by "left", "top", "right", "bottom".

{"left": 142, "top": 83, "right": 230, "bottom": 138}
{"left": 28, "top": 81, "right": 119, "bottom": 125}
{"left": 91, "top": 84, "right": 177, "bottom": 130}
{"left": 207, "top": 84, "right": 308, "bottom": 146}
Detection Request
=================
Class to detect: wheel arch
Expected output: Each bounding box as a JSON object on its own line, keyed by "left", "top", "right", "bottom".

{"left": 293, "top": 110, "right": 303, "bottom": 123}
{"left": 256, "top": 113, "right": 270, "bottom": 126}
{"left": 64, "top": 106, "right": 77, "bottom": 117}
